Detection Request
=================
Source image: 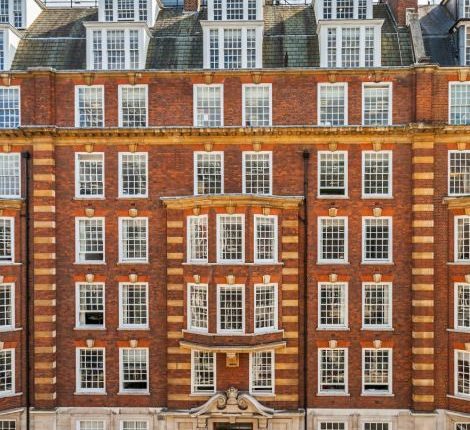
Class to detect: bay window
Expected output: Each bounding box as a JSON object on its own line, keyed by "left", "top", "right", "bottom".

{"left": 191, "top": 350, "right": 215, "bottom": 394}
{"left": 188, "top": 283, "right": 209, "bottom": 332}
{"left": 187, "top": 215, "right": 208, "bottom": 263}
{"left": 217, "top": 214, "right": 244, "bottom": 263}
{"left": 217, "top": 284, "right": 244, "bottom": 333}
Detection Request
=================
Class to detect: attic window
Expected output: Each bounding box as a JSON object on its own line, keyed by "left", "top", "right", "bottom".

{"left": 209, "top": 0, "right": 261, "bottom": 20}
{"left": 0, "top": 0, "right": 23, "bottom": 28}
{"left": 318, "top": 0, "right": 370, "bottom": 20}
{"left": 103, "top": 0, "right": 148, "bottom": 22}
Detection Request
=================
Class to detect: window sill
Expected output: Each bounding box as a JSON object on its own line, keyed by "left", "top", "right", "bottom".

{"left": 360, "top": 392, "right": 394, "bottom": 397}
{"left": 447, "top": 394, "right": 470, "bottom": 401}
{"left": 74, "top": 262, "right": 107, "bottom": 265}
{"left": 74, "top": 392, "right": 107, "bottom": 396}
{"left": 118, "top": 196, "right": 148, "bottom": 200}
{"left": 447, "top": 328, "right": 470, "bottom": 333}
{"left": 448, "top": 262, "right": 470, "bottom": 265}
{"left": 361, "top": 262, "right": 394, "bottom": 265}
{"left": 73, "top": 197, "right": 106, "bottom": 200}
{"left": 74, "top": 327, "right": 106, "bottom": 331}
{"left": 0, "top": 262, "right": 21, "bottom": 266}
{"left": 117, "top": 261, "right": 149, "bottom": 265}
{"left": 361, "top": 327, "right": 394, "bottom": 331}
{"left": 117, "top": 391, "right": 150, "bottom": 396}
{"left": 190, "top": 392, "right": 214, "bottom": 397}
{"left": 316, "top": 261, "right": 349, "bottom": 265}
{"left": 183, "top": 329, "right": 284, "bottom": 337}
{"left": 316, "top": 392, "right": 350, "bottom": 397}
{"left": 250, "top": 392, "right": 275, "bottom": 398}
{"left": 117, "top": 327, "right": 150, "bottom": 331}
{"left": 0, "top": 327, "right": 22, "bottom": 332}
{"left": 316, "top": 327, "right": 350, "bottom": 331}
{"left": 362, "top": 196, "right": 394, "bottom": 200}
{"left": 317, "top": 195, "right": 349, "bottom": 200}
{"left": 183, "top": 262, "right": 284, "bottom": 266}
{"left": 0, "top": 392, "right": 22, "bottom": 399}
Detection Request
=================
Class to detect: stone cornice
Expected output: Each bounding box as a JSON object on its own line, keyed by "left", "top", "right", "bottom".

{"left": 179, "top": 340, "right": 287, "bottom": 353}
{"left": 445, "top": 196, "right": 470, "bottom": 210}
{"left": 160, "top": 194, "right": 304, "bottom": 210}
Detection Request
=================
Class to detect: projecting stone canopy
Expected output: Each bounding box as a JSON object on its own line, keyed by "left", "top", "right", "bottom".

{"left": 190, "top": 387, "right": 274, "bottom": 419}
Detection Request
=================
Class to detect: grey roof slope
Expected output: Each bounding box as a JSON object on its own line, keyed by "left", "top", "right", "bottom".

{"left": 12, "top": 3, "right": 414, "bottom": 71}
{"left": 419, "top": 4, "right": 458, "bottom": 66}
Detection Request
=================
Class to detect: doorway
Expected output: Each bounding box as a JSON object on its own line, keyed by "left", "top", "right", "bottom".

{"left": 214, "top": 424, "right": 254, "bottom": 430}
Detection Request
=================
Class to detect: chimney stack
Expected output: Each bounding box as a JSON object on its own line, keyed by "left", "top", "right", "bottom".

{"left": 386, "top": 0, "right": 417, "bottom": 26}
{"left": 183, "top": 0, "right": 199, "bottom": 12}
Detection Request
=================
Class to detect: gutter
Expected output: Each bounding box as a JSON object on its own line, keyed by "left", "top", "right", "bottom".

{"left": 301, "top": 150, "right": 310, "bottom": 430}
{"left": 21, "top": 151, "right": 31, "bottom": 430}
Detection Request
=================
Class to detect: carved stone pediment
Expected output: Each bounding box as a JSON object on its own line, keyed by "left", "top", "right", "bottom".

{"left": 190, "top": 387, "right": 274, "bottom": 418}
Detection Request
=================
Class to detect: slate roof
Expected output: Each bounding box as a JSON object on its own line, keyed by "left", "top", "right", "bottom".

{"left": 12, "top": 3, "right": 414, "bottom": 71}
{"left": 419, "top": 4, "right": 458, "bottom": 66}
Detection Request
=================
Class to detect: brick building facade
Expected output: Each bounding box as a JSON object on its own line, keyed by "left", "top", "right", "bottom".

{"left": 0, "top": 0, "right": 469, "bottom": 428}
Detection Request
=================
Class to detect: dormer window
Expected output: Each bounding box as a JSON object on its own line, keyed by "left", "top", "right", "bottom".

{"left": 316, "top": 0, "right": 372, "bottom": 20}
{"left": 318, "top": 22, "right": 382, "bottom": 68}
{"left": 0, "top": 0, "right": 23, "bottom": 28}
{"left": 209, "top": 0, "right": 262, "bottom": 21}
{"left": 460, "top": 0, "right": 470, "bottom": 18}
{"left": 85, "top": 23, "right": 150, "bottom": 70}
{"left": 98, "top": 0, "right": 158, "bottom": 26}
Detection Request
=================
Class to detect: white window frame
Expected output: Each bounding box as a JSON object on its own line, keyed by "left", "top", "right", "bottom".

{"left": 456, "top": 349, "right": 470, "bottom": 399}
{"left": 193, "top": 84, "right": 224, "bottom": 127}
{"left": 361, "top": 216, "right": 393, "bottom": 264}
{"left": 317, "top": 150, "right": 349, "bottom": 198}
{"left": 455, "top": 282, "right": 470, "bottom": 331}
{"left": 361, "top": 348, "right": 393, "bottom": 395}
{"left": 242, "top": 151, "right": 272, "bottom": 195}
{"left": 449, "top": 81, "right": 470, "bottom": 125}
{"left": 76, "top": 421, "right": 106, "bottom": 430}
{"left": 193, "top": 151, "right": 224, "bottom": 195}
{"left": 0, "top": 348, "right": 14, "bottom": 397}
{"left": 118, "top": 85, "right": 148, "bottom": 128}
{"left": 187, "top": 215, "right": 209, "bottom": 264}
{"left": 315, "top": 0, "right": 373, "bottom": 20}
{"left": 216, "top": 214, "right": 245, "bottom": 263}
{"left": 75, "top": 217, "right": 106, "bottom": 264}
{"left": 217, "top": 284, "right": 245, "bottom": 334}
{"left": 98, "top": 0, "right": 151, "bottom": 23}
{"left": 201, "top": 25, "right": 264, "bottom": 70}
{"left": 191, "top": 350, "right": 216, "bottom": 394}
{"left": 318, "top": 24, "right": 382, "bottom": 68}
{"left": 0, "top": 86, "right": 20, "bottom": 128}
{"left": 74, "top": 85, "right": 105, "bottom": 128}
{"left": 0, "top": 217, "right": 14, "bottom": 264}
{"left": 118, "top": 217, "right": 148, "bottom": 263}
{"left": 242, "top": 84, "right": 272, "bottom": 127}
{"left": 207, "top": 0, "right": 263, "bottom": 20}
{"left": 118, "top": 152, "right": 148, "bottom": 198}
{"left": 317, "top": 83, "right": 348, "bottom": 126}
{"left": 0, "top": 153, "right": 21, "bottom": 199}
{"left": 75, "top": 347, "right": 106, "bottom": 394}
{"left": 75, "top": 282, "right": 106, "bottom": 330}
{"left": 361, "top": 282, "right": 393, "bottom": 330}
{"left": 318, "top": 423, "right": 348, "bottom": 430}
{"left": 253, "top": 214, "right": 278, "bottom": 264}
{"left": 362, "top": 83, "right": 392, "bottom": 126}
{"left": 361, "top": 421, "right": 392, "bottom": 430}
{"left": 0, "top": 283, "right": 14, "bottom": 331}
{"left": 317, "top": 282, "right": 348, "bottom": 330}
{"left": 119, "top": 421, "right": 150, "bottom": 430}
{"left": 0, "top": 420, "right": 17, "bottom": 430}
{"left": 361, "top": 150, "right": 393, "bottom": 198}
{"left": 254, "top": 283, "right": 278, "bottom": 333}
{"left": 74, "top": 152, "right": 105, "bottom": 199}
{"left": 455, "top": 215, "right": 470, "bottom": 263}
{"left": 119, "top": 282, "right": 149, "bottom": 330}
{"left": 448, "top": 150, "right": 470, "bottom": 196}
{"left": 187, "top": 283, "right": 209, "bottom": 333}
{"left": 249, "top": 350, "right": 275, "bottom": 395}
{"left": 318, "top": 347, "right": 348, "bottom": 395}
{"left": 119, "top": 347, "right": 149, "bottom": 394}
{"left": 317, "top": 216, "right": 348, "bottom": 264}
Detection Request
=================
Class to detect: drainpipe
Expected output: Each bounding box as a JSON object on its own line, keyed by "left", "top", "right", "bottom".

{"left": 302, "top": 150, "right": 310, "bottom": 430}
{"left": 21, "top": 151, "right": 31, "bottom": 430}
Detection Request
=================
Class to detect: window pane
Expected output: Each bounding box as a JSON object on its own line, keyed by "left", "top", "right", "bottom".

{"left": 77, "top": 218, "right": 104, "bottom": 262}
{"left": 195, "top": 86, "right": 222, "bottom": 127}
{"left": 363, "top": 151, "right": 391, "bottom": 195}
{"left": 0, "top": 153, "right": 20, "bottom": 198}
{"left": 77, "top": 87, "right": 104, "bottom": 128}
{"left": 363, "top": 283, "right": 391, "bottom": 327}
{"left": 218, "top": 215, "right": 243, "bottom": 262}
{"left": 0, "top": 218, "right": 12, "bottom": 262}
{"left": 120, "top": 218, "right": 148, "bottom": 262}
{"left": 251, "top": 351, "right": 273, "bottom": 393}
{"left": 209, "top": 29, "right": 219, "bottom": 69}
{"left": 363, "top": 349, "right": 391, "bottom": 393}
{"left": 223, "top": 29, "right": 242, "bottom": 69}
{"left": 319, "top": 348, "right": 346, "bottom": 392}
{"left": 107, "top": 30, "right": 125, "bottom": 70}
{"left": 76, "top": 153, "right": 104, "bottom": 197}
{"left": 327, "top": 28, "right": 337, "bottom": 67}
{"left": 363, "top": 217, "right": 391, "bottom": 262}
{"left": 319, "top": 152, "right": 346, "bottom": 195}
{"left": 117, "top": 0, "right": 134, "bottom": 20}
{"left": 188, "top": 216, "right": 208, "bottom": 262}
{"left": 449, "top": 151, "right": 470, "bottom": 195}
{"left": 457, "top": 283, "right": 470, "bottom": 329}
{"left": 450, "top": 83, "right": 470, "bottom": 125}
{"left": 0, "top": 88, "right": 19, "bottom": 128}
{"left": 0, "top": 421, "right": 16, "bottom": 430}
{"left": 319, "top": 217, "right": 346, "bottom": 261}
{"left": 189, "top": 284, "right": 208, "bottom": 331}
{"left": 255, "top": 216, "right": 276, "bottom": 262}
{"left": 121, "top": 348, "right": 148, "bottom": 391}
{"left": 0, "top": 283, "right": 13, "bottom": 328}
{"left": 226, "top": 0, "right": 243, "bottom": 19}
{"left": 121, "top": 283, "right": 148, "bottom": 327}
{"left": 319, "top": 283, "right": 346, "bottom": 327}
{"left": 457, "top": 350, "right": 470, "bottom": 396}
{"left": 78, "top": 283, "right": 104, "bottom": 327}
{"left": 120, "top": 153, "right": 147, "bottom": 197}
{"left": 244, "top": 152, "right": 271, "bottom": 194}
{"left": 93, "top": 30, "right": 103, "bottom": 70}
{"left": 457, "top": 217, "right": 470, "bottom": 261}
{"left": 78, "top": 349, "right": 105, "bottom": 391}
{"left": 319, "top": 85, "right": 346, "bottom": 126}
{"left": 341, "top": 27, "right": 360, "bottom": 68}
{"left": 320, "top": 424, "right": 345, "bottom": 430}
{"left": 244, "top": 86, "right": 270, "bottom": 126}
{"left": 363, "top": 85, "right": 390, "bottom": 126}
{"left": 255, "top": 284, "right": 276, "bottom": 331}
{"left": 336, "top": 0, "right": 353, "bottom": 18}
{"left": 120, "top": 86, "right": 147, "bottom": 127}
{"left": 195, "top": 152, "right": 223, "bottom": 194}
{"left": 192, "top": 351, "right": 214, "bottom": 393}
{"left": 218, "top": 285, "right": 243, "bottom": 332}
{"left": 122, "top": 422, "right": 148, "bottom": 430}
{"left": 79, "top": 422, "right": 104, "bottom": 430}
